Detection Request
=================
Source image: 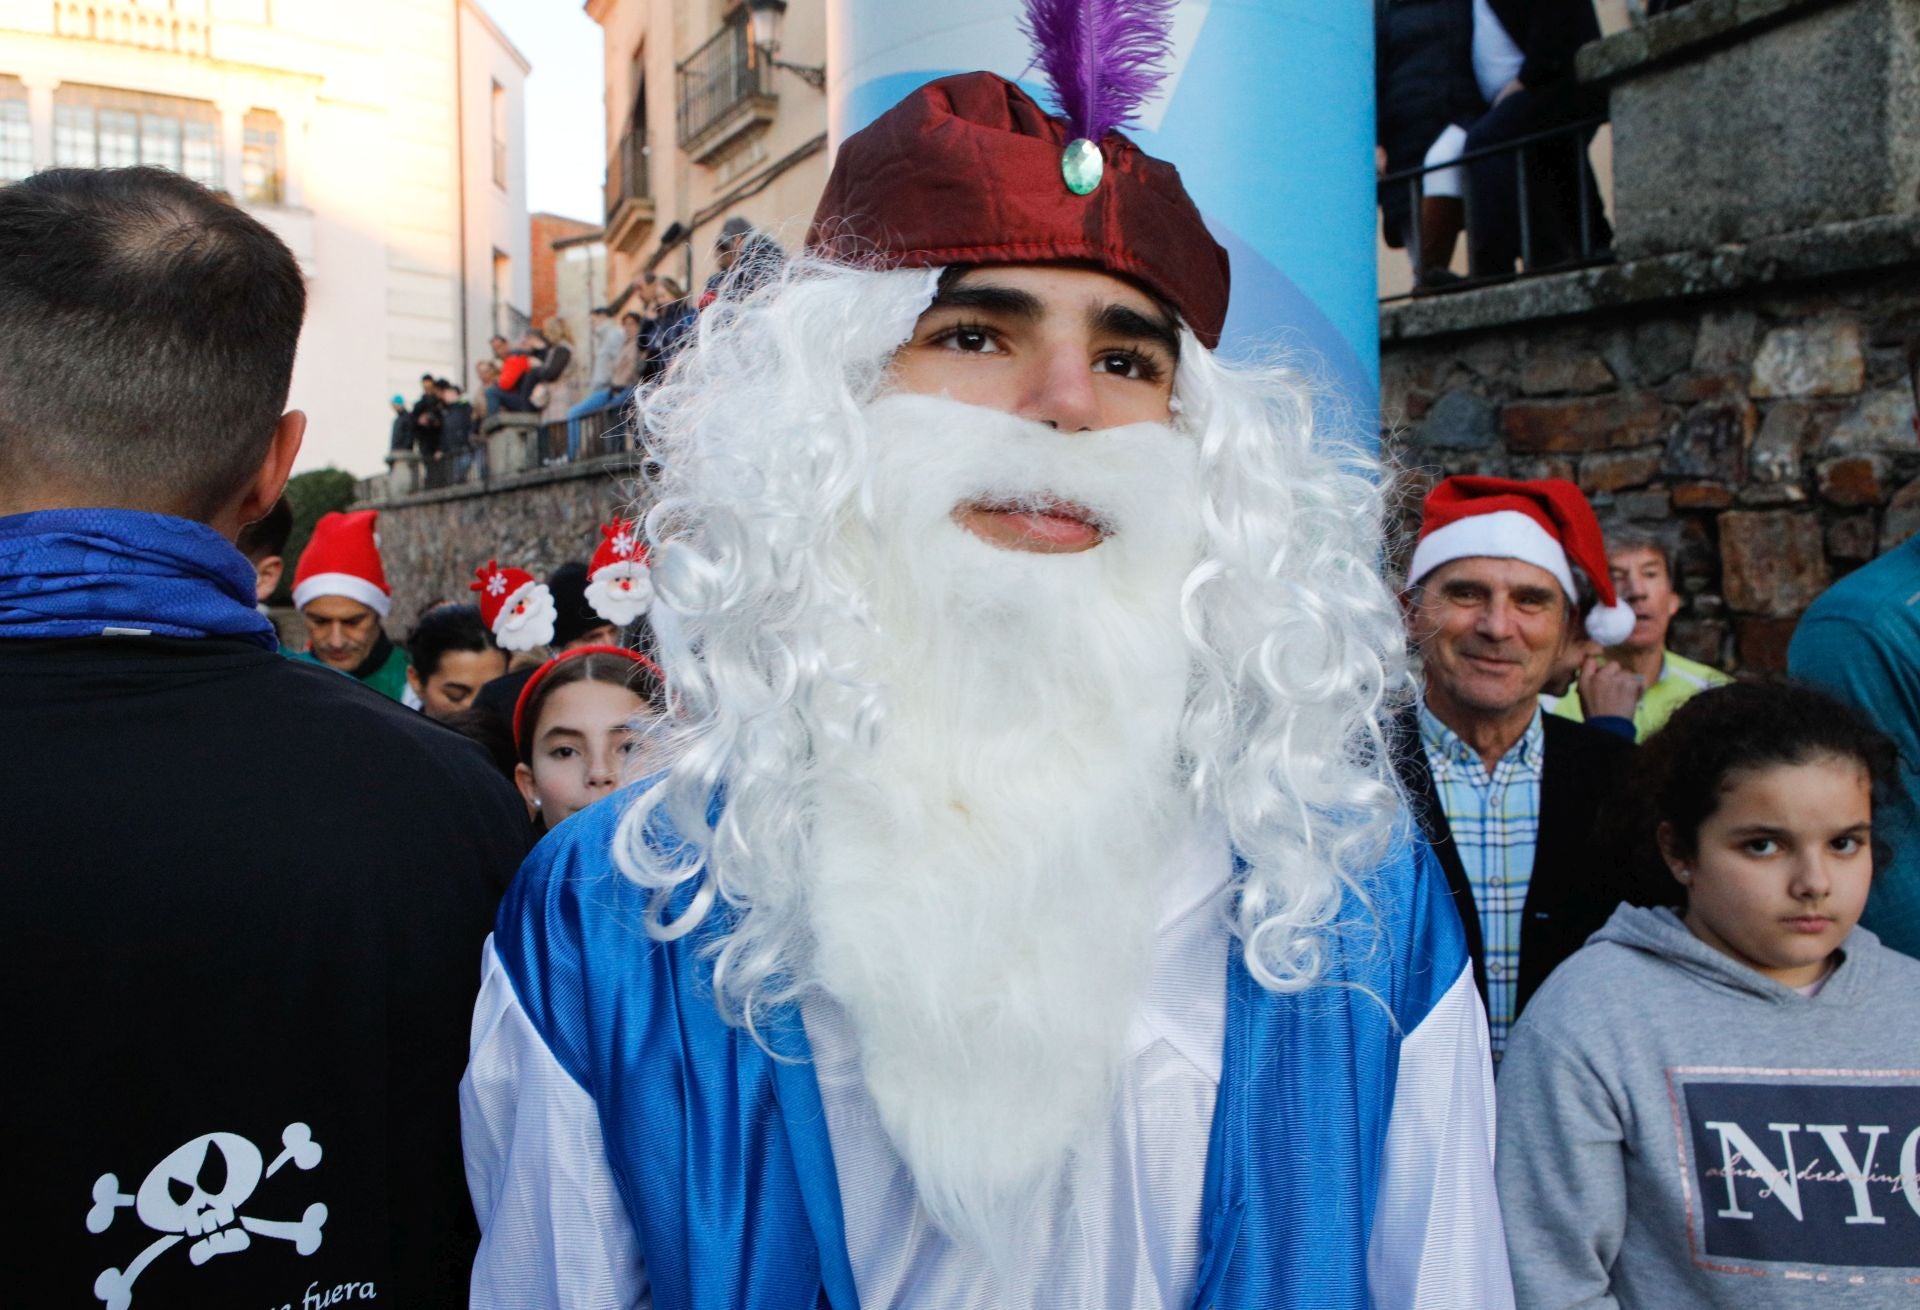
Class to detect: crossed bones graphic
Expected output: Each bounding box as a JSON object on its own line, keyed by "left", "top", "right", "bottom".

{"left": 86, "top": 1122, "right": 327, "bottom": 1309}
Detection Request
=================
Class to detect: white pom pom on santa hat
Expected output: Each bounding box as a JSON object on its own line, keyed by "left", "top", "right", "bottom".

{"left": 469, "top": 558, "right": 557, "bottom": 652}
{"left": 1407, "top": 475, "right": 1637, "bottom": 646}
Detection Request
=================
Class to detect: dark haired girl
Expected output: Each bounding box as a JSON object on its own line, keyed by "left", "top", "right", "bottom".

{"left": 511, "top": 646, "right": 662, "bottom": 828}
{"left": 1495, "top": 681, "right": 1920, "bottom": 1307}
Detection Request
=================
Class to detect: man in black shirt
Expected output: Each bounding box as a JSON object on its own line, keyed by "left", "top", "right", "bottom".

{"left": 0, "top": 167, "right": 531, "bottom": 1308}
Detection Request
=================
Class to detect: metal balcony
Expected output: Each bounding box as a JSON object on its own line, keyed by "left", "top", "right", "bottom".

{"left": 604, "top": 127, "right": 656, "bottom": 255}
{"left": 676, "top": 12, "right": 776, "bottom": 164}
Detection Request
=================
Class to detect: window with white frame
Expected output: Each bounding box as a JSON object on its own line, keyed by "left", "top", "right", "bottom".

{"left": 242, "top": 109, "right": 284, "bottom": 205}
{"left": 491, "top": 80, "right": 508, "bottom": 188}
{"left": 0, "top": 78, "right": 30, "bottom": 183}
{"left": 52, "top": 86, "right": 220, "bottom": 189}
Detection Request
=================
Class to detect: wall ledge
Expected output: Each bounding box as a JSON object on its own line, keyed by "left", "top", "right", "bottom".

{"left": 1380, "top": 213, "right": 1920, "bottom": 346}
{"left": 1578, "top": 0, "right": 1850, "bottom": 84}
{"left": 354, "top": 454, "right": 639, "bottom": 512}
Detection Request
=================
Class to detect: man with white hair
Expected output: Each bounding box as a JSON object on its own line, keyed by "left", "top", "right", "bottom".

{"left": 461, "top": 27, "right": 1512, "bottom": 1310}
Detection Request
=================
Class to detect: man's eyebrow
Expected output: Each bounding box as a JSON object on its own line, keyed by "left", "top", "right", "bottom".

{"left": 1091, "top": 302, "right": 1180, "bottom": 360}
{"left": 925, "top": 283, "right": 1044, "bottom": 321}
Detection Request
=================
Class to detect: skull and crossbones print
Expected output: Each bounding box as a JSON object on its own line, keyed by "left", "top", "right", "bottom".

{"left": 86, "top": 1122, "right": 327, "bottom": 1308}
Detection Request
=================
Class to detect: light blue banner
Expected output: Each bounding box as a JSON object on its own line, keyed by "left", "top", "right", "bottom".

{"left": 825, "top": 0, "right": 1378, "bottom": 436}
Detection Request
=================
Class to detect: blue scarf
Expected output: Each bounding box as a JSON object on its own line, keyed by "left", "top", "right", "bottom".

{"left": 0, "top": 508, "right": 279, "bottom": 649}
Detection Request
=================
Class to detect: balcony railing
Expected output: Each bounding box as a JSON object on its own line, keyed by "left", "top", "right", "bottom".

{"left": 676, "top": 12, "right": 774, "bottom": 156}
{"left": 1379, "top": 115, "right": 1612, "bottom": 303}
{"left": 605, "top": 127, "right": 651, "bottom": 221}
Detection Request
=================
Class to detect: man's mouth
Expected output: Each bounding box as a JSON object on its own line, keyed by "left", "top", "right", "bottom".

{"left": 955, "top": 498, "right": 1108, "bottom": 554}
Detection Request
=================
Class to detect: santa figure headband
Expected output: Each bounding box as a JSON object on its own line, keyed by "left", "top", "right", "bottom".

{"left": 584, "top": 517, "right": 654, "bottom": 628}
{"left": 470, "top": 559, "right": 557, "bottom": 652}
{"left": 805, "top": 0, "right": 1229, "bottom": 348}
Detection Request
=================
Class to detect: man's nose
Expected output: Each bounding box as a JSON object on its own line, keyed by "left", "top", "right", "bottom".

{"left": 1017, "top": 342, "right": 1101, "bottom": 433}
{"left": 1475, "top": 597, "right": 1519, "bottom": 640}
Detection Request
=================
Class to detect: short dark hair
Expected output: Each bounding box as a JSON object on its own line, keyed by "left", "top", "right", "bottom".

{"left": 1620, "top": 681, "right": 1899, "bottom": 869}
{"left": 235, "top": 495, "right": 293, "bottom": 563}
{"left": 621, "top": 311, "right": 643, "bottom": 328}
{"left": 0, "top": 168, "right": 306, "bottom": 519}
{"left": 407, "top": 603, "right": 499, "bottom": 680}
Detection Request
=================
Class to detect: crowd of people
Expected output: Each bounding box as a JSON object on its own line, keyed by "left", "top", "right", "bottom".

{"left": 388, "top": 232, "right": 733, "bottom": 474}
{"left": 6, "top": 8, "right": 1919, "bottom": 1307}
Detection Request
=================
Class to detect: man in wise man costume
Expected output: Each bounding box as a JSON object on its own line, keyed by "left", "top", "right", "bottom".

{"left": 461, "top": 8, "right": 1513, "bottom": 1306}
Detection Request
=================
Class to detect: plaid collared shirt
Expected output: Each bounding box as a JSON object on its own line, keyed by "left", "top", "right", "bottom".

{"left": 1419, "top": 702, "right": 1545, "bottom": 1057}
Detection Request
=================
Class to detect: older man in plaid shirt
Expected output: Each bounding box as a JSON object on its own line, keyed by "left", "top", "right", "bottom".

{"left": 1394, "top": 476, "right": 1674, "bottom": 1058}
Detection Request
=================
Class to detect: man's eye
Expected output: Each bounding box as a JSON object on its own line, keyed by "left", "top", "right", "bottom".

{"left": 1096, "top": 351, "right": 1151, "bottom": 380}
{"left": 548, "top": 746, "right": 577, "bottom": 760}
{"left": 932, "top": 324, "right": 1000, "bottom": 354}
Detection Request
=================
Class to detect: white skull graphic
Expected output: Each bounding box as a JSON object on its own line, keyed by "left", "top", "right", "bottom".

{"left": 137, "top": 1132, "right": 261, "bottom": 1256}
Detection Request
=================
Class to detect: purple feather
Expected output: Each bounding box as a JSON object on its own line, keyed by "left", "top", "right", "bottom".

{"left": 1021, "top": 0, "right": 1177, "bottom": 143}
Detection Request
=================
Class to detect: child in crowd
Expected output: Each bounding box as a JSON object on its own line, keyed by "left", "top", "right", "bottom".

{"left": 1497, "top": 681, "right": 1920, "bottom": 1307}
{"left": 405, "top": 603, "right": 509, "bottom": 721}
{"left": 512, "top": 646, "right": 663, "bottom": 830}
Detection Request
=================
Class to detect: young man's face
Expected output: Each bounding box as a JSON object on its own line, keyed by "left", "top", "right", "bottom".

{"left": 1409, "top": 556, "right": 1571, "bottom": 724}
{"left": 1609, "top": 546, "right": 1681, "bottom": 653}
{"left": 889, "top": 264, "right": 1180, "bottom": 555}
{"left": 489, "top": 336, "right": 509, "bottom": 359}
{"left": 302, "top": 596, "right": 382, "bottom": 671}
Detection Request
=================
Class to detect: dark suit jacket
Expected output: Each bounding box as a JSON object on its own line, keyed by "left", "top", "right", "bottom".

{"left": 1394, "top": 704, "right": 1676, "bottom": 1020}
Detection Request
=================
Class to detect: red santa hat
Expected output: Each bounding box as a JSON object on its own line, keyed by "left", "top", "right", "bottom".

{"left": 470, "top": 559, "right": 557, "bottom": 653}
{"left": 1408, "top": 476, "right": 1637, "bottom": 647}
{"left": 292, "top": 509, "right": 390, "bottom": 616}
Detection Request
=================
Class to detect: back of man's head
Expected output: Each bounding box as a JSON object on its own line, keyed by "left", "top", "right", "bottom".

{"left": 0, "top": 168, "right": 306, "bottom": 522}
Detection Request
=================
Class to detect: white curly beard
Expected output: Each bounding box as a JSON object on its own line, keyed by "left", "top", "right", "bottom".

{"left": 804, "top": 392, "right": 1205, "bottom": 1256}
{"left": 585, "top": 567, "right": 654, "bottom": 626}
{"left": 493, "top": 584, "right": 556, "bottom": 651}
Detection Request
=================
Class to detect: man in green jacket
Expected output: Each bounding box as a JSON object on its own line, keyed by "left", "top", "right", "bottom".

{"left": 291, "top": 508, "right": 412, "bottom": 703}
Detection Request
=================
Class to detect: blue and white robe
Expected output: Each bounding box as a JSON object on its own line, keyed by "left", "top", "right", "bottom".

{"left": 461, "top": 796, "right": 1513, "bottom": 1308}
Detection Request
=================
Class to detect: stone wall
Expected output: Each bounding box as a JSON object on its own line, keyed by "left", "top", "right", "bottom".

{"left": 358, "top": 461, "right": 649, "bottom": 636}
{"left": 1383, "top": 261, "right": 1920, "bottom": 674}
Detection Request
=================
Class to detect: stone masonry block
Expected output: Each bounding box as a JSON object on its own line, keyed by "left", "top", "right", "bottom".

{"left": 1417, "top": 389, "right": 1500, "bottom": 449}
{"left": 1663, "top": 400, "right": 1756, "bottom": 481}
{"left": 1691, "top": 308, "right": 1758, "bottom": 374}
{"left": 1519, "top": 355, "right": 1616, "bottom": 396}
{"left": 1824, "top": 388, "right": 1919, "bottom": 453}
{"left": 1750, "top": 321, "right": 1865, "bottom": 398}
{"left": 1827, "top": 514, "right": 1878, "bottom": 561}
{"left": 1735, "top": 616, "right": 1801, "bottom": 676}
{"left": 1502, "top": 392, "right": 1667, "bottom": 454}
{"left": 1672, "top": 482, "right": 1736, "bottom": 510}
{"left": 1750, "top": 401, "right": 1813, "bottom": 481}
{"left": 1719, "top": 510, "right": 1830, "bottom": 615}
{"left": 1816, "top": 454, "right": 1890, "bottom": 506}
{"left": 1580, "top": 449, "right": 1663, "bottom": 495}
{"left": 1882, "top": 478, "right": 1920, "bottom": 550}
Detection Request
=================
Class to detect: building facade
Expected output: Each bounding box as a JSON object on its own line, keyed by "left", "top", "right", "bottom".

{"left": 585, "top": 0, "right": 827, "bottom": 303}
{"left": 0, "top": 0, "right": 532, "bottom": 474}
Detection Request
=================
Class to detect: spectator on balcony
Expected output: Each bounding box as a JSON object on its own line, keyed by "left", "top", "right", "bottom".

{"left": 487, "top": 334, "right": 537, "bottom": 416}
{"left": 699, "top": 215, "right": 783, "bottom": 309}
{"left": 411, "top": 372, "right": 445, "bottom": 460}
{"left": 614, "top": 311, "right": 645, "bottom": 389}
{"left": 1463, "top": 0, "right": 1612, "bottom": 277}
{"left": 389, "top": 393, "right": 414, "bottom": 455}
{"left": 565, "top": 306, "right": 628, "bottom": 460}
{"left": 641, "top": 275, "right": 696, "bottom": 382}
{"left": 1376, "top": 0, "right": 1486, "bottom": 290}
{"left": 439, "top": 378, "right": 477, "bottom": 480}
{"left": 527, "top": 319, "right": 578, "bottom": 424}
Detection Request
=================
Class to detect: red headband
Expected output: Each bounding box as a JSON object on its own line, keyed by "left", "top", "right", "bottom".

{"left": 806, "top": 72, "right": 1230, "bottom": 349}
{"left": 512, "top": 645, "right": 664, "bottom": 752}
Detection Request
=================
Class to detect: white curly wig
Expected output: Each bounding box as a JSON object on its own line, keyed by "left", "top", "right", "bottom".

{"left": 617, "top": 254, "right": 1412, "bottom": 1033}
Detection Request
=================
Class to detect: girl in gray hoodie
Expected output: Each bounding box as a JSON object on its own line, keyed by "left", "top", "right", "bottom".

{"left": 1497, "top": 681, "right": 1920, "bottom": 1308}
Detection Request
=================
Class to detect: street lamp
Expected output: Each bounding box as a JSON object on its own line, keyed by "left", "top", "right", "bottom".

{"left": 743, "top": 0, "right": 826, "bottom": 92}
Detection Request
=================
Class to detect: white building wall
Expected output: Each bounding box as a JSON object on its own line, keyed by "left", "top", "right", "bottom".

{"left": 0, "top": 0, "right": 531, "bottom": 475}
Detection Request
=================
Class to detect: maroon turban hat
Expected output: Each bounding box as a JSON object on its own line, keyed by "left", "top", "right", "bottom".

{"left": 805, "top": 72, "right": 1232, "bottom": 350}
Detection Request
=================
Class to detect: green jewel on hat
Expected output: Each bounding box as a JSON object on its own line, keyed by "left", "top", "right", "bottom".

{"left": 1061, "top": 137, "right": 1103, "bottom": 195}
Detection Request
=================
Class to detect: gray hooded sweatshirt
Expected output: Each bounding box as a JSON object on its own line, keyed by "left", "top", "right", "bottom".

{"left": 1496, "top": 904, "right": 1920, "bottom": 1308}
